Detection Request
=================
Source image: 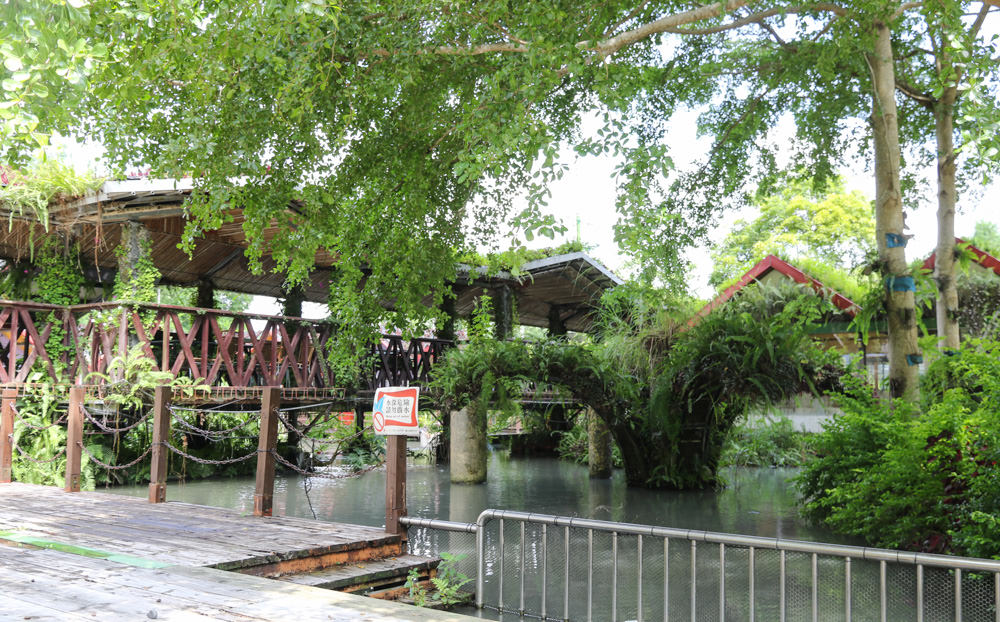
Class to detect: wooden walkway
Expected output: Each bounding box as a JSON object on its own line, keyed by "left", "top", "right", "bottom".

{"left": 0, "top": 483, "right": 473, "bottom": 620}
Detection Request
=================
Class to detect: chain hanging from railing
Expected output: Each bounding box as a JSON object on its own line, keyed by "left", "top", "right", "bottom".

{"left": 168, "top": 405, "right": 259, "bottom": 441}
{"left": 81, "top": 405, "right": 153, "bottom": 435}
{"left": 272, "top": 410, "right": 382, "bottom": 476}
{"left": 268, "top": 446, "right": 383, "bottom": 480}
{"left": 10, "top": 404, "right": 68, "bottom": 431}
{"left": 13, "top": 441, "right": 66, "bottom": 465}
{"left": 161, "top": 440, "right": 261, "bottom": 466}
{"left": 79, "top": 443, "right": 154, "bottom": 471}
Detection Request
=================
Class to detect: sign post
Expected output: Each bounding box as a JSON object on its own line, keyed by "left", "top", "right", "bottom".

{"left": 373, "top": 387, "right": 419, "bottom": 536}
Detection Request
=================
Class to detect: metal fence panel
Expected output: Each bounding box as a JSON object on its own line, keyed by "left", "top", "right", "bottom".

{"left": 402, "top": 511, "right": 1000, "bottom": 622}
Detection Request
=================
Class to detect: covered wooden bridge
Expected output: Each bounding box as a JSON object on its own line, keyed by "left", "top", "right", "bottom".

{"left": 0, "top": 177, "right": 620, "bottom": 402}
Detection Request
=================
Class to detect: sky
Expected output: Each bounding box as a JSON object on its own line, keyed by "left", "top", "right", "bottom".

{"left": 513, "top": 107, "right": 999, "bottom": 300}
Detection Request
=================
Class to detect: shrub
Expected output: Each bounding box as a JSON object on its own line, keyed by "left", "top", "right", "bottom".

{"left": 798, "top": 343, "right": 1000, "bottom": 557}
{"left": 721, "top": 414, "right": 814, "bottom": 467}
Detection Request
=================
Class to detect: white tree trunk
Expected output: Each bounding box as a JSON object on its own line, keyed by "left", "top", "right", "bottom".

{"left": 934, "top": 79, "right": 961, "bottom": 350}
{"left": 868, "top": 22, "right": 921, "bottom": 402}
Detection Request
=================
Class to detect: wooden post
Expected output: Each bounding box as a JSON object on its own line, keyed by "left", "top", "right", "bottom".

{"left": 254, "top": 387, "right": 280, "bottom": 517}
{"left": 385, "top": 435, "right": 407, "bottom": 536}
{"left": 0, "top": 388, "right": 17, "bottom": 483}
{"left": 64, "top": 386, "right": 84, "bottom": 492}
{"left": 148, "top": 385, "right": 171, "bottom": 503}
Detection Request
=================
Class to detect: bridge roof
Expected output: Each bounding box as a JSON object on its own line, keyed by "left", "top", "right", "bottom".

{"left": 451, "top": 251, "right": 622, "bottom": 333}
{"left": 3, "top": 179, "right": 619, "bottom": 331}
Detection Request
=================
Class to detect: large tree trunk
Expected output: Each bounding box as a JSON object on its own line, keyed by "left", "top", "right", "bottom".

{"left": 934, "top": 63, "right": 961, "bottom": 350}
{"left": 868, "top": 22, "right": 921, "bottom": 402}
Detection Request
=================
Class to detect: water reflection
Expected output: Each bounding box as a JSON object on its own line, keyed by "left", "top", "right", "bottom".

{"left": 105, "top": 452, "right": 852, "bottom": 544}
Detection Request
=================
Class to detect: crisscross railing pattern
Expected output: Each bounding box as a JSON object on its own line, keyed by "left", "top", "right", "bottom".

{"left": 0, "top": 300, "right": 452, "bottom": 390}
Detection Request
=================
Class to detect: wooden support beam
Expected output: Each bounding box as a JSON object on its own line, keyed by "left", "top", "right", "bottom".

{"left": 254, "top": 387, "right": 281, "bottom": 517}
{"left": 384, "top": 435, "right": 407, "bottom": 537}
{"left": 0, "top": 388, "right": 17, "bottom": 482}
{"left": 148, "top": 385, "right": 171, "bottom": 503}
{"left": 64, "top": 386, "right": 84, "bottom": 492}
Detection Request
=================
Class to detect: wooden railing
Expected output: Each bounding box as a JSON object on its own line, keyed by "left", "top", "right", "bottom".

{"left": 0, "top": 300, "right": 452, "bottom": 390}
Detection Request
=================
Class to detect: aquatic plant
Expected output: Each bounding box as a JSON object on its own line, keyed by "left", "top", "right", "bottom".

{"left": 431, "top": 286, "right": 841, "bottom": 489}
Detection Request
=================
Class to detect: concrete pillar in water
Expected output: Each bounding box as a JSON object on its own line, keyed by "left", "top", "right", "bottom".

{"left": 450, "top": 406, "right": 487, "bottom": 484}
{"left": 587, "top": 408, "right": 612, "bottom": 479}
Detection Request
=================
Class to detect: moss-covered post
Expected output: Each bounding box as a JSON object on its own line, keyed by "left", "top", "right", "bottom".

{"left": 493, "top": 285, "right": 514, "bottom": 340}
{"left": 450, "top": 405, "right": 487, "bottom": 484}
{"left": 438, "top": 287, "right": 457, "bottom": 342}
{"left": 547, "top": 304, "right": 567, "bottom": 337}
{"left": 117, "top": 221, "right": 154, "bottom": 301}
{"left": 282, "top": 283, "right": 305, "bottom": 318}
{"left": 587, "top": 408, "right": 612, "bottom": 479}
{"left": 196, "top": 280, "right": 215, "bottom": 309}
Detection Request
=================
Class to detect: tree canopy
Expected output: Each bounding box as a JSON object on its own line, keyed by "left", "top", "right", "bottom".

{"left": 3, "top": 0, "right": 999, "bottom": 390}
{"left": 969, "top": 221, "right": 1000, "bottom": 256}
{"left": 709, "top": 176, "right": 875, "bottom": 286}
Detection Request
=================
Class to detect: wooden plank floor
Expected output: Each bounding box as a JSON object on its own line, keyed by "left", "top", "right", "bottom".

{"left": 0, "top": 483, "right": 477, "bottom": 620}
{"left": 0, "top": 544, "right": 472, "bottom": 621}
{"left": 0, "top": 482, "right": 398, "bottom": 570}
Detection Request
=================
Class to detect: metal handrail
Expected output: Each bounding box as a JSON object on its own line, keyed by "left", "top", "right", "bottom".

{"left": 475, "top": 509, "right": 1000, "bottom": 573}
{"left": 402, "top": 509, "right": 1000, "bottom": 621}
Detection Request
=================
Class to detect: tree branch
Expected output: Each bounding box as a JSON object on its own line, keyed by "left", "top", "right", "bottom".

{"left": 891, "top": 2, "right": 925, "bottom": 20}
{"left": 895, "top": 77, "right": 936, "bottom": 108}
{"left": 650, "top": 4, "right": 846, "bottom": 36}
{"left": 760, "top": 21, "right": 789, "bottom": 47}
{"left": 969, "top": 2, "right": 991, "bottom": 39}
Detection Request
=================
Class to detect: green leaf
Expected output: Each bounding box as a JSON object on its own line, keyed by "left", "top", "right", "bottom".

{"left": 3, "top": 57, "right": 23, "bottom": 72}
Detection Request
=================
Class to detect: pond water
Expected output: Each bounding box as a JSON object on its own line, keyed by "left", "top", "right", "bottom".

{"left": 102, "top": 453, "right": 997, "bottom": 621}
{"left": 103, "top": 452, "right": 879, "bottom": 620}
{"left": 105, "top": 452, "right": 847, "bottom": 544}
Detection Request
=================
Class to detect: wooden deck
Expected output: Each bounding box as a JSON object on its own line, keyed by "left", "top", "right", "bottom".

{"left": 0, "top": 483, "right": 474, "bottom": 620}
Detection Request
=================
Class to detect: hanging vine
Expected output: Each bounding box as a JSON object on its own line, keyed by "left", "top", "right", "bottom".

{"left": 33, "top": 236, "right": 84, "bottom": 381}
{"left": 112, "top": 236, "right": 160, "bottom": 304}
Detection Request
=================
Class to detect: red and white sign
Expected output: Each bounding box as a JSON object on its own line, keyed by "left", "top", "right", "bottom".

{"left": 372, "top": 386, "right": 420, "bottom": 436}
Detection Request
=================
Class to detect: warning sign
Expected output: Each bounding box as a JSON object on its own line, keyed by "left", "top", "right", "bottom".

{"left": 372, "top": 386, "right": 420, "bottom": 436}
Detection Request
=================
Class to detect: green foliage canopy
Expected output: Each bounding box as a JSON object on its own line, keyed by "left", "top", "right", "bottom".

{"left": 969, "top": 220, "right": 1000, "bottom": 256}
{"left": 431, "top": 285, "right": 841, "bottom": 488}
{"left": 710, "top": 176, "right": 875, "bottom": 286}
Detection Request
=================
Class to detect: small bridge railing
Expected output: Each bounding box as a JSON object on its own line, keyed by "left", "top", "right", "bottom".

{"left": 402, "top": 510, "right": 1000, "bottom": 622}
{"left": 0, "top": 300, "right": 451, "bottom": 390}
